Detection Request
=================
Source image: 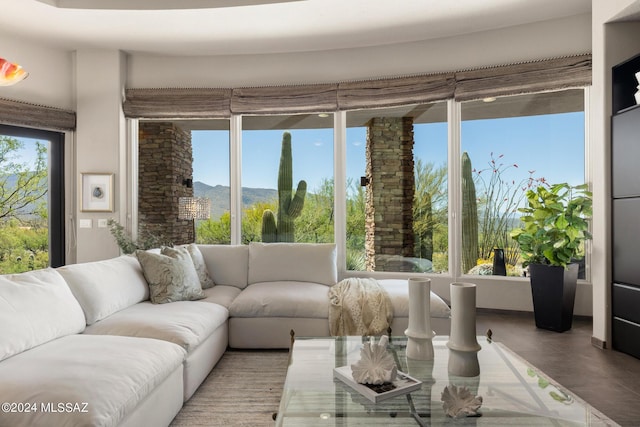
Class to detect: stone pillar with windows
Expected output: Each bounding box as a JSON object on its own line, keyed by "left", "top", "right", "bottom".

{"left": 365, "top": 117, "right": 415, "bottom": 271}
{"left": 138, "top": 122, "right": 193, "bottom": 245}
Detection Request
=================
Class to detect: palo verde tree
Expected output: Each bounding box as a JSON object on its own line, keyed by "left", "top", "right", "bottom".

{"left": 0, "top": 135, "right": 48, "bottom": 223}
{"left": 413, "top": 159, "right": 448, "bottom": 262}
{"left": 295, "top": 178, "right": 333, "bottom": 243}
{"left": 0, "top": 135, "right": 49, "bottom": 273}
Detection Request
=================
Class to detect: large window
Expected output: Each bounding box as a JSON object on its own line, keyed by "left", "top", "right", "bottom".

{"left": 191, "top": 123, "right": 231, "bottom": 244}
{"left": 242, "top": 114, "right": 334, "bottom": 243}
{"left": 134, "top": 86, "right": 589, "bottom": 284}
{"left": 460, "top": 89, "right": 586, "bottom": 278}
{"left": 346, "top": 103, "right": 448, "bottom": 273}
{"left": 0, "top": 124, "right": 65, "bottom": 272}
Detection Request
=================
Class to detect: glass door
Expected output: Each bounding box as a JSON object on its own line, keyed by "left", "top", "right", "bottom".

{"left": 0, "top": 124, "right": 64, "bottom": 271}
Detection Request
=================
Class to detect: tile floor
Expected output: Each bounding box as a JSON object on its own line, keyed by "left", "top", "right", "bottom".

{"left": 476, "top": 310, "right": 640, "bottom": 426}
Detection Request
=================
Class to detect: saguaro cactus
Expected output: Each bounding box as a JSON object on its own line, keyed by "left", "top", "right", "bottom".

{"left": 261, "top": 132, "right": 307, "bottom": 242}
{"left": 461, "top": 152, "right": 479, "bottom": 274}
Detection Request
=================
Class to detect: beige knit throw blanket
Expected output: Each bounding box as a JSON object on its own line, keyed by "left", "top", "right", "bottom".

{"left": 328, "top": 277, "right": 393, "bottom": 336}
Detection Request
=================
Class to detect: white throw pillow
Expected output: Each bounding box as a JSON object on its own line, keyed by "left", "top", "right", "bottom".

{"left": 136, "top": 247, "right": 205, "bottom": 304}
{"left": 184, "top": 243, "right": 214, "bottom": 289}
{"left": 0, "top": 268, "right": 86, "bottom": 362}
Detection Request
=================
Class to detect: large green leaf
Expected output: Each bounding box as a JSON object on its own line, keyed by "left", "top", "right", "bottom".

{"left": 510, "top": 182, "right": 592, "bottom": 268}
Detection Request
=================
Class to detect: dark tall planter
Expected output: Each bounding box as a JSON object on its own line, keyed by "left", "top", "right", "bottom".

{"left": 492, "top": 248, "right": 507, "bottom": 276}
{"left": 529, "top": 263, "right": 579, "bottom": 332}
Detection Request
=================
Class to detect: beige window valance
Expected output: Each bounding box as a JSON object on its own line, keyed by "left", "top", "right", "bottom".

{"left": 454, "top": 55, "right": 592, "bottom": 102}
{"left": 0, "top": 98, "right": 76, "bottom": 131}
{"left": 337, "top": 73, "right": 456, "bottom": 110}
{"left": 123, "top": 53, "right": 592, "bottom": 119}
{"left": 123, "top": 88, "right": 232, "bottom": 119}
{"left": 232, "top": 84, "right": 338, "bottom": 115}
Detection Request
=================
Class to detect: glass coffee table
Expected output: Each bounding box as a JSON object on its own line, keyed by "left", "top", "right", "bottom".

{"left": 274, "top": 336, "right": 616, "bottom": 426}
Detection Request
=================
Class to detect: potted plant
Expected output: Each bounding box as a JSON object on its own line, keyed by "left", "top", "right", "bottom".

{"left": 510, "top": 183, "right": 592, "bottom": 332}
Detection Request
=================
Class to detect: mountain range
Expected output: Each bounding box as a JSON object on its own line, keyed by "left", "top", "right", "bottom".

{"left": 193, "top": 181, "right": 277, "bottom": 219}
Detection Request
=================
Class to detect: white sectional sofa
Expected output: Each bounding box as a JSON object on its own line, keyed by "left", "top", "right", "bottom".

{"left": 0, "top": 242, "right": 450, "bottom": 427}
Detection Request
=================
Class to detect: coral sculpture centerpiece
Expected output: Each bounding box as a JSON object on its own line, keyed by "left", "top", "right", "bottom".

{"left": 441, "top": 384, "right": 483, "bottom": 418}
{"left": 351, "top": 335, "right": 397, "bottom": 385}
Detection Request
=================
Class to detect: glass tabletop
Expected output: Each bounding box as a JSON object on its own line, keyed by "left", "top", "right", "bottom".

{"left": 274, "top": 336, "right": 616, "bottom": 426}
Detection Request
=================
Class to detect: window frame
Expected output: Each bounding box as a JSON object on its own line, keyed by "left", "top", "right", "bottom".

{"left": 127, "top": 86, "right": 591, "bottom": 285}
{"left": 458, "top": 89, "right": 588, "bottom": 279}
{"left": 0, "top": 124, "right": 65, "bottom": 268}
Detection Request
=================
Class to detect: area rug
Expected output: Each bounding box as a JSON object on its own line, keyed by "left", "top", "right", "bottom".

{"left": 170, "top": 350, "right": 289, "bottom": 427}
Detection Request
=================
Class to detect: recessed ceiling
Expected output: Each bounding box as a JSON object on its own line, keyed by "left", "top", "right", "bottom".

{"left": 1, "top": 0, "right": 591, "bottom": 56}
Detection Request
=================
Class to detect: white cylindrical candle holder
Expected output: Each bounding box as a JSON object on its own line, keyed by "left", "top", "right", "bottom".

{"left": 447, "top": 282, "right": 481, "bottom": 377}
{"left": 405, "top": 277, "right": 434, "bottom": 360}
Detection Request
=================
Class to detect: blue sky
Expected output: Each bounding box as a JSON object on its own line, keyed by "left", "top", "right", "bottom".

{"left": 9, "top": 136, "right": 46, "bottom": 169}
{"left": 192, "top": 128, "right": 335, "bottom": 192}
{"left": 192, "top": 111, "right": 585, "bottom": 194}
{"left": 5, "top": 110, "right": 584, "bottom": 193}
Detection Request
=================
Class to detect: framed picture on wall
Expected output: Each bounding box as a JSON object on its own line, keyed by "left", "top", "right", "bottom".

{"left": 81, "top": 173, "right": 114, "bottom": 212}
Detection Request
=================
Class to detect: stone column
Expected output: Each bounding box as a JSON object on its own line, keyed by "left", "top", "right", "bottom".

{"left": 138, "top": 122, "right": 193, "bottom": 245}
{"left": 365, "top": 117, "right": 415, "bottom": 271}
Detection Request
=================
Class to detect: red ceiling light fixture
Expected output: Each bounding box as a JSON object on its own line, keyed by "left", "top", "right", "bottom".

{"left": 0, "top": 57, "right": 29, "bottom": 86}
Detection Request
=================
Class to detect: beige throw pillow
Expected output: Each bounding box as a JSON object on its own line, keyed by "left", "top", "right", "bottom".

{"left": 185, "top": 243, "right": 215, "bottom": 289}
{"left": 136, "top": 247, "right": 205, "bottom": 304}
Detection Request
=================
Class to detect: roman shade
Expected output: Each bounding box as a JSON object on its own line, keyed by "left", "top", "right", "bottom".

{"left": 0, "top": 97, "right": 76, "bottom": 131}
{"left": 231, "top": 84, "right": 338, "bottom": 115}
{"left": 123, "top": 88, "right": 232, "bottom": 119}
{"left": 123, "top": 54, "right": 591, "bottom": 118}
{"left": 454, "top": 54, "right": 592, "bottom": 102}
{"left": 337, "top": 73, "right": 455, "bottom": 110}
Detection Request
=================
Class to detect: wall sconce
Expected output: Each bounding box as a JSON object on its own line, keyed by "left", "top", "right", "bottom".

{"left": 360, "top": 176, "right": 370, "bottom": 187}
{"left": 0, "top": 57, "right": 28, "bottom": 86}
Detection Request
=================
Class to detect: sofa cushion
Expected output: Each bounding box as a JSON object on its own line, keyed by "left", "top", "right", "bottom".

{"left": 0, "top": 334, "right": 185, "bottom": 427}
{"left": 197, "top": 244, "right": 249, "bottom": 289}
{"left": 201, "top": 285, "right": 241, "bottom": 309}
{"left": 84, "top": 300, "right": 229, "bottom": 352}
{"left": 248, "top": 242, "right": 337, "bottom": 286}
{"left": 136, "top": 247, "right": 205, "bottom": 304}
{"left": 229, "top": 281, "right": 330, "bottom": 318}
{"left": 57, "top": 255, "right": 149, "bottom": 325}
{"left": 0, "top": 268, "right": 86, "bottom": 362}
{"left": 184, "top": 243, "right": 214, "bottom": 289}
{"left": 377, "top": 279, "right": 451, "bottom": 318}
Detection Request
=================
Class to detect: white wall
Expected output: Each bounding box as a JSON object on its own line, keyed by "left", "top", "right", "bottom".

{"left": 128, "top": 14, "right": 591, "bottom": 88}
{"left": 0, "top": 32, "right": 74, "bottom": 110}
{"left": 74, "top": 49, "right": 126, "bottom": 263}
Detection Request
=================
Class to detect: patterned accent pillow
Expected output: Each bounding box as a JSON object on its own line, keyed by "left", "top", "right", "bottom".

{"left": 184, "top": 243, "right": 215, "bottom": 289}
{"left": 136, "top": 247, "right": 205, "bottom": 304}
